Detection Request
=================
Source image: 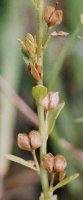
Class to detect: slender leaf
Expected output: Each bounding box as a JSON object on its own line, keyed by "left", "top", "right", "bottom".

{"left": 48, "top": 26, "right": 80, "bottom": 90}
{"left": 48, "top": 101, "right": 65, "bottom": 134}
{"left": 52, "top": 173, "right": 79, "bottom": 192}
{"left": 6, "top": 154, "right": 37, "bottom": 171}
{"left": 75, "top": 117, "right": 83, "bottom": 123}
{"left": 22, "top": 51, "right": 30, "bottom": 65}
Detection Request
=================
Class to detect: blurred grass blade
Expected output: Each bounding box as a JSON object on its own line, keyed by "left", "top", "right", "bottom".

{"left": 0, "top": 75, "right": 38, "bottom": 126}
{"left": 75, "top": 117, "right": 83, "bottom": 123}
{"left": 6, "top": 154, "right": 37, "bottom": 171}
{"left": 52, "top": 173, "right": 79, "bottom": 192}
{"left": 48, "top": 26, "right": 80, "bottom": 90}
{"left": 0, "top": 0, "right": 24, "bottom": 176}
{"left": 48, "top": 101, "right": 65, "bottom": 134}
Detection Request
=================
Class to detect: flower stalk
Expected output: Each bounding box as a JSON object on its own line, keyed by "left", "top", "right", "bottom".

{"left": 50, "top": 173, "right": 55, "bottom": 189}
{"left": 36, "top": 0, "right": 50, "bottom": 198}
{"left": 32, "top": 150, "right": 40, "bottom": 173}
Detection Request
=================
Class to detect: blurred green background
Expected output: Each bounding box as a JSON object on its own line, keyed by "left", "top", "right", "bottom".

{"left": 0, "top": 0, "right": 83, "bottom": 200}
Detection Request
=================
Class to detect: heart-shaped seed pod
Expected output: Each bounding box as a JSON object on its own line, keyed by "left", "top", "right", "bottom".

{"left": 53, "top": 155, "right": 67, "bottom": 173}
{"left": 17, "top": 133, "right": 31, "bottom": 151}
{"left": 42, "top": 153, "right": 54, "bottom": 173}
{"left": 40, "top": 92, "right": 59, "bottom": 111}
{"left": 44, "top": 6, "right": 63, "bottom": 27}
{"left": 48, "top": 92, "right": 59, "bottom": 110}
{"left": 28, "top": 130, "right": 42, "bottom": 150}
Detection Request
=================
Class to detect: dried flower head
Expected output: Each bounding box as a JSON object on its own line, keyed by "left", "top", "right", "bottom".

{"left": 28, "top": 130, "right": 42, "bottom": 150}
{"left": 17, "top": 133, "right": 31, "bottom": 151}
{"left": 18, "top": 33, "right": 37, "bottom": 59}
{"left": 44, "top": 6, "right": 63, "bottom": 27}
{"left": 42, "top": 153, "right": 54, "bottom": 173}
{"left": 28, "top": 63, "right": 43, "bottom": 81}
{"left": 51, "top": 31, "right": 69, "bottom": 36}
{"left": 40, "top": 92, "right": 59, "bottom": 111}
{"left": 53, "top": 155, "right": 67, "bottom": 173}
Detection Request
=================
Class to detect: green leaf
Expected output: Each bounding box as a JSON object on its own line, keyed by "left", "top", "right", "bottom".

{"left": 32, "top": 85, "right": 47, "bottom": 101}
{"left": 6, "top": 154, "right": 37, "bottom": 171}
{"left": 48, "top": 101, "right": 65, "bottom": 134}
{"left": 52, "top": 173, "right": 79, "bottom": 192}
{"left": 48, "top": 26, "right": 80, "bottom": 91}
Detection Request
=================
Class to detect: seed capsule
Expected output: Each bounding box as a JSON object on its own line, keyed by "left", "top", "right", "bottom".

{"left": 53, "top": 155, "right": 67, "bottom": 173}
{"left": 42, "top": 153, "right": 54, "bottom": 173}
{"left": 17, "top": 133, "right": 31, "bottom": 151}
{"left": 48, "top": 92, "right": 59, "bottom": 110}
{"left": 44, "top": 6, "right": 63, "bottom": 27}
{"left": 28, "top": 63, "right": 43, "bottom": 81}
{"left": 40, "top": 92, "right": 59, "bottom": 111}
{"left": 59, "top": 170, "right": 66, "bottom": 181}
{"left": 28, "top": 130, "right": 42, "bottom": 150}
{"left": 18, "top": 33, "right": 37, "bottom": 59}
{"left": 17, "top": 131, "right": 42, "bottom": 151}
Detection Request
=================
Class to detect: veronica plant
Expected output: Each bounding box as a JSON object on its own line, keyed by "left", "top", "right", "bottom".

{"left": 6, "top": 1, "right": 79, "bottom": 200}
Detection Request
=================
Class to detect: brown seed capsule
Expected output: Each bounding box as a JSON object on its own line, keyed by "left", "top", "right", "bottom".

{"left": 18, "top": 33, "right": 37, "bottom": 59}
{"left": 17, "top": 133, "right": 31, "bottom": 151}
{"left": 28, "top": 63, "right": 43, "bottom": 81}
{"left": 36, "top": 63, "right": 43, "bottom": 80}
{"left": 59, "top": 170, "right": 66, "bottom": 181}
{"left": 28, "top": 130, "right": 42, "bottom": 150}
{"left": 44, "top": 6, "right": 63, "bottom": 27}
{"left": 42, "top": 153, "right": 54, "bottom": 173}
{"left": 53, "top": 155, "right": 67, "bottom": 173}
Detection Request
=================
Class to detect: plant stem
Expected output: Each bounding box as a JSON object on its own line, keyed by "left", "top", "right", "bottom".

{"left": 43, "top": 26, "right": 52, "bottom": 49}
{"left": 37, "top": 0, "right": 44, "bottom": 64}
{"left": 32, "top": 150, "right": 40, "bottom": 173}
{"left": 50, "top": 173, "right": 55, "bottom": 189}
{"left": 36, "top": 0, "right": 50, "bottom": 199}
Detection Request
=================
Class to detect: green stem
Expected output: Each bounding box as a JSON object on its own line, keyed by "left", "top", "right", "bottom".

{"left": 32, "top": 150, "right": 40, "bottom": 174}
{"left": 36, "top": 0, "right": 50, "bottom": 199}
{"left": 42, "top": 26, "right": 52, "bottom": 49}
{"left": 37, "top": 0, "right": 44, "bottom": 64}
{"left": 50, "top": 173, "right": 55, "bottom": 189}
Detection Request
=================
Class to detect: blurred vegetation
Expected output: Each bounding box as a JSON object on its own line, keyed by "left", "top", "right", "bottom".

{"left": 0, "top": 0, "right": 83, "bottom": 200}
